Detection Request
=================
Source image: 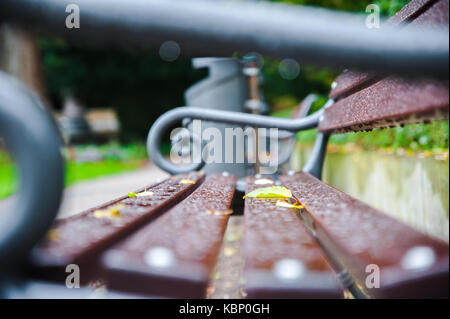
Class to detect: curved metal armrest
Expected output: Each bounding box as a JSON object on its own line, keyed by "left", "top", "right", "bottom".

{"left": 0, "top": 72, "right": 64, "bottom": 273}
{"left": 147, "top": 106, "right": 323, "bottom": 175}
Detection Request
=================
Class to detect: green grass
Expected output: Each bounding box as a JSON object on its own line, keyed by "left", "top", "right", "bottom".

{"left": 65, "top": 159, "right": 144, "bottom": 185}
{"left": 0, "top": 148, "right": 145, "bottom": 200}
{"left": 272, "top": 103, "right": 449, "bottom": 152}
{"left": 0, "top": 152, "right": 18, "bottom": 199}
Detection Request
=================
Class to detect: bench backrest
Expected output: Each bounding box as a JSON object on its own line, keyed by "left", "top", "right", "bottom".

{"left": 321, "top": 0, "right": 449, "bottom": 133}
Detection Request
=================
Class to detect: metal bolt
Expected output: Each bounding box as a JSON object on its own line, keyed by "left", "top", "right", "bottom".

{"left": 401, "top": 246, "right": 436, "bottom": 270}
{"left": 254, "top": 178, "right": 273, "bottom": 185}
{"left": 144, "top": 246, "right": 175, "bottom": 268}
{"left": 273, "top": 259, "right": 305, "bottom": 280}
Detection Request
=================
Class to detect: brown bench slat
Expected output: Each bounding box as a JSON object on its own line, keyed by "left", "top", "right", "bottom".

{"left": 280, "top": 172, "right": 449, "bottom": 298}
{"left": 328, "top": 71, "right": 380, "bottom": 101}
{"left": 102, "top": 173, "right": 237, "bottom": 298}
{"left": 31, "top": 172, "right": 204, "bottom": 282}
{"left": 328, "top": 0, "right": 442, "bottom": 100}
{"left": 319, "top": 76, "right": 448, "bottom": 133}
{"left": 407, "top": 0, "right": 449, "bottom": 27}
{"left": 385, "top": 0, "right": 438, "bottom": 26}
{"left": 243, "top": 177, "right": 342, "bottom": 298}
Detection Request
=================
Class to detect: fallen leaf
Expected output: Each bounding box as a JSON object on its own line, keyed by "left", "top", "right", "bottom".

{"left": 275, "top": 200, "right": 304, "bottom": 209}
{"left": 46, "top": 229, "right": 60, "bottom": 242}
{"left": 243, "top": 186, "right": 292, "bottom": 199}
{"left": 224, "top": 281, "right": 233, "bottom": 288}
{"left": 225, "top": 232, "right": 241, "bottom": 242}
{"left": 180, "top": 179, "right": 196, "bottom": 184}
{"left": 129, "top": 184, "right": 154, "bottom": 197}
{"left": 206, "top": 286, "right": 216, "bottom": 295}
{"left": 223, "top": 247, "right": 236, "bottom": 257}
{"left": 136, "top": 191, "right": 154, "bottom": 197}
{"left": 93, "top": 204, "right": 125, "bottom": 219}
{"left": 206, "top": 209, "right": 233, "bottom": 216}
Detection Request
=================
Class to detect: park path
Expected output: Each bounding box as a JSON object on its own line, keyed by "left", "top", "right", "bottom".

{"left": 57, "top": 162, "right": 169, "bottom": 218}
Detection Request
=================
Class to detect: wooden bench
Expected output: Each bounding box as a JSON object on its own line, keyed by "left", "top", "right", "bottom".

{"left": 243, "top": 176, "right": 342, "bottom": 299}
{"left": 281, "top": 172, "right": 449, "bottom": 298}
{"left": 102, "top": 173, "right": 237, "bottom": 298}
{"left": 29, "top": 173, "right": 238, "bottom": 298}
{"left": 8, "top": 0, "right": 449, "bottom": 299}
{"left": 277, "top": 0, "right": 449, "bottom": 298}
{"left": 30, "top": 173, "right": 205, "bottom": 284}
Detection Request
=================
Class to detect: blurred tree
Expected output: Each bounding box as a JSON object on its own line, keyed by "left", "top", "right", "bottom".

{"left": 0, "top": 25, "right": 49, "bottom": 108}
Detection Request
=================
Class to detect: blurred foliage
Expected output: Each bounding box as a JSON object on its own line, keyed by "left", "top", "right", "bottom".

{"left": 263, "top": 0, "right": 409, "bottom": 110}
{"left": 329, "top": 121, "right": 449, "bottom": 151}
{"left": 39, "top": 38, "right": 206, "bottom": 141}
{"left": 315, "top": 121, "right": 448, "bottom": 151}
{"left": 67, "top": 141, "right": 148, "bottom": 161}
{"left": 38, "top": 35, "right": 338, "bottom": 141}
{"left": 262, "top": 0, "right": 448, "bottom": 152}
{"left": 273, "top": 104, "right": 449, "bottom": 151}
{"left": 269, "top": 0, "right": 408, "bottom": 15}
{"left": 262, "top": 60, "right": 337, "bottom": 111}
{"left": 37, "top": 0, "right": 447, "bottom": 153}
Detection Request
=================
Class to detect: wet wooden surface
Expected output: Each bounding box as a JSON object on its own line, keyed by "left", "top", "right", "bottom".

{"left": 242, "top": 176, "right": 342, "bottom": 298}
{"left": 31, "top": 172, "right": 204, "bottom": 282}
{"left": 320, "top": 76, "right": 449, "bottom": 133}
{"left": 281, "top": 171, "right": 449, "bottom": 298}
{"left": 102, "top": 173, "right": 237, "bottom": 298}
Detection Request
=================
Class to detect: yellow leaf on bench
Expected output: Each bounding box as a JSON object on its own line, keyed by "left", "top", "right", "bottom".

{"left": 205, "top": 209, "right": 234, "bottom": 216}
{"left": 136, "top": 191, "right": 154, "bottom": 197}
{"left": 180, "top": 179, "right": 196, "bottom": 184}
{"left": 275, "top": 199, "right": 303, "bottom": 209}
{"left": 243, "top": 186, "right": 292, "bottom": 199}
{"left": 93, "top": 204, "right": 125, "bottom": 219}
{"left": 46, "top": 229, "right": 60, "bottom": 242}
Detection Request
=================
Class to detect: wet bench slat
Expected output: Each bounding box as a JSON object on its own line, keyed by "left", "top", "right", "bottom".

{"left": 31, "top": 172, "right": 204, "bottom": 283}
{"left": 323, "top": 0, "right": 449, "bottom": 133}
{"left": 102, "top": 173, "right": 237, "bottom": 298}
{"left": 243, "top": 177, "right": 342, "bottom": 298}
{"left": 319, "top": 76, "right": 449, "bottom": 133}
{"left": 280, "top": 172, "right": 449, "bottom": 298}
{"left": 328, "top": 0, "right": 446, "bottom": 100}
